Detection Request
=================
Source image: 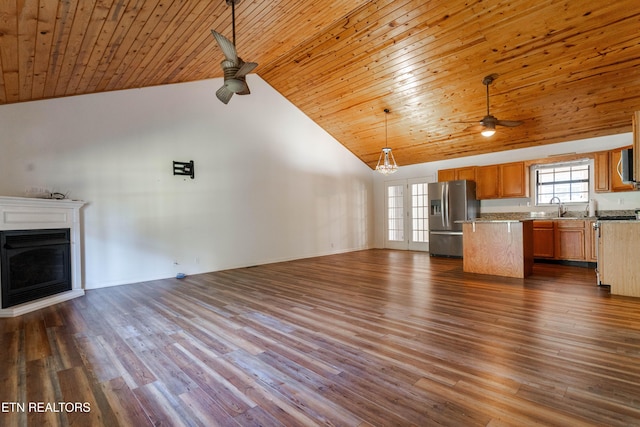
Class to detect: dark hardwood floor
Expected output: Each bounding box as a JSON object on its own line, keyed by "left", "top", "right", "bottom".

{"left": 2, "top": 249, "right": 640, "bottom": 426}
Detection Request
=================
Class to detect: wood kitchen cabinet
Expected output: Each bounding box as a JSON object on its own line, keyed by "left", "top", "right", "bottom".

{"left": 475, "top": 165, "right": 500, "bottom": 198}
{"left": 456, "top": 166, "right": 476, "bottom": 181}
{"left": 592, "top": 145, "right": 637, "bottom": 193}
{"left": 438, "top": 166, "right": 476, "bottom": 182}
{"left": 438, "top": 168, "right": 456, "bottom": 182}
{"left": 593, "top": 151, "right": 610, "bottom": 193}
{"left": 500, "top": 162, "right": 529, "bottom": 198}
{"left": 533, "top": 220, "right": 555, "bottom": 258}
{"left": 555, "top": 220, "right": 586, "bottom": 261}
{"left": 438, "top": 145, "right": 636, "bottom": 196}
{"left": 586, "top": 220, "right": 597, "bottom": 262}
{"left": 533, "top": 219, "right": 595, "bottom": 262}
{"left": 475, "top": 161, "right": 529, "bottom": 199}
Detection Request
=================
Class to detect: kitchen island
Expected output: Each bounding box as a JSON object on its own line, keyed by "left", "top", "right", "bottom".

{"left": 462, "top": 220, "right": 534, "bottom": 278}
{"left": 598, "top": 220, "right": 640, "bottom": 297}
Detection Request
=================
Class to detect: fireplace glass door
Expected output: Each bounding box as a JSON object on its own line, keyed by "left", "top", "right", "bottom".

{"left": 1, "top": 228, "right": 72, "bottom": 308}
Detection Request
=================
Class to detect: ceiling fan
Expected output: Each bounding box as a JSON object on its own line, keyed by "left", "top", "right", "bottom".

{"left": 463, "top": 74, "right": 523, "bottom": 137}
{"left": 211, "top": 0, "right": 257, "bottom": 104}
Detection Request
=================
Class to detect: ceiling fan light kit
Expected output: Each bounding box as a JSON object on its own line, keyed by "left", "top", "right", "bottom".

{"left": 464, "top": 74, "right": 523, "bottom": 137}
{"left": 375, "top": 109, "right": 398, "bottom": 175}
{"left": 211, "top": 0, "right": 257, "bottom": 104}
{"left": 481, "top": 123, "right": 496, "bottom": 137}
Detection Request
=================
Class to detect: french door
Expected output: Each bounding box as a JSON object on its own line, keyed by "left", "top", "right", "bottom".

{"left": 384, "top": 178, "right": 432, "bottom": 251}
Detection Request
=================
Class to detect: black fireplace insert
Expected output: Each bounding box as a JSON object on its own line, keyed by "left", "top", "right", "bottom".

{"left": 1, "top": 228, "right": 72, "bottom": 308}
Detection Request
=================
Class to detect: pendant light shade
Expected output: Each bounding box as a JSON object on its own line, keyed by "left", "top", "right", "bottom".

{"left": 375, "top": 108, "right": 398, "bottom": 175}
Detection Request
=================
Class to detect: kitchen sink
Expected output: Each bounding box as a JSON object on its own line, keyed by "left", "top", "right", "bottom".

{"left": 528, "top": 211, "right": 559, "bottom": 218}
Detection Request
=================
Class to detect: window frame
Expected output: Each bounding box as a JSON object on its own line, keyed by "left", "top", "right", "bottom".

{"left": 532, "top": 159, "right": 591, "bottom": 206}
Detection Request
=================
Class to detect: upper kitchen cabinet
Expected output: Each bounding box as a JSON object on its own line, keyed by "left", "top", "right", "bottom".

{"left": 438, "top": 166, "right": 476, "bottom": 182}
{"left": 593, "top": 151, "right": 610, "bottom": 193}
{"left": 475, "top": 165, "right": 500, "bottom": 199}
{"left": 475, "top": 162, "right": 529, "bottom": 199}
{"left": 594, "top": 144, "right": 638, "bottom": 193}
{"left": 438, "top": 169, "right": 456, "bottom": 182}
{"left": 501, "top": 162, "right": 529, "bottom": 198}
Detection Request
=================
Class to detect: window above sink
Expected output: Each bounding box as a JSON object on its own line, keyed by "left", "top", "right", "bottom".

{"left": 533, "top": 159, "right": 591, "bottom": 206}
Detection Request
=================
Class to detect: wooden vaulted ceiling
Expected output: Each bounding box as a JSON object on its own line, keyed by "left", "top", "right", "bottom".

{"left": 1, "top": 0, "right": 639, "bottom": 168}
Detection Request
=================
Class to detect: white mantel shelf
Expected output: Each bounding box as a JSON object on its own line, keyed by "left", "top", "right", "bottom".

{"left": 0, "top": 196, "right": 86, "bottom": 317}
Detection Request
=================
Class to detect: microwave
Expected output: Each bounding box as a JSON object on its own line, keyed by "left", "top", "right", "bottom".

{"left": 620, "top": 148, "right": 634, "bottom": 183}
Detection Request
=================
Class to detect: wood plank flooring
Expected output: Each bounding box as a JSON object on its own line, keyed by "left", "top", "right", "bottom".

{"left": 2, "top": 249, "right": 640, "bottom": 426}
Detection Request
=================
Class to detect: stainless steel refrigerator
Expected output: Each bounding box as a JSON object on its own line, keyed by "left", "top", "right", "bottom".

{"left": 428, "top": 180, "right": 479, "bottom": 257}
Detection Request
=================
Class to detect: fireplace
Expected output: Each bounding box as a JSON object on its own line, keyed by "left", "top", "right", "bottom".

{"left": 1, "top": 228, "right": 72, "bottom": 308}
{"left": 0, "top": 196, "right": 85, "bottom": 317}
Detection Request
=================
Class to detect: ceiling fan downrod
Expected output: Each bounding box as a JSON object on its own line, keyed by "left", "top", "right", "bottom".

{"left": 226, "top": 0, "right": 239, "bottom": 45}
{"left": 482, "top": 73, "right": 498, "bottom": 117}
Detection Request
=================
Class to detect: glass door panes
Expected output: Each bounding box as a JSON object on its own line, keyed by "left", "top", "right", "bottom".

{"left": 409, "top": 181, "right": 429, "bottom": 251}
{"left": 387, "top": 184, "right": 404, "bottom": 242}
{"left": 384, "top": 178, "right": 432, "bottom": 251}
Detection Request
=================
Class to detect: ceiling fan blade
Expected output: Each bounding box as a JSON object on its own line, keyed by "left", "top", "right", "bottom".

{"left": 459, "top": 74, "right": 525, "bottom": 133}
{"left": 212, "top": 2, "right": 255, "bottom": 104}
{"left": 216, "top": 85, "right": 234, "bottom": 104}
{"left": 235, "top": 60, "right": 258, "bottom": 78}
{"left": 464, "top": 124, "right": 485, "bottom": 132}
{"left": 236, "top": 81, "right": 251, "bottom": 96}
{"left": 496, "top": 119, "right": 523, "bottom": 127}
{"left": 211, "top": 30, "right": 237, "bottom": 62}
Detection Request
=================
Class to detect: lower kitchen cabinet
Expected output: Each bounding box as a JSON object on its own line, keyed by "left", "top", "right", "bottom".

{"left": 586, "top": 220, "right": 597, "bottom": 262}
{"left": 533, "top": 221, "right": 555, "bottom": 258}
{"left": 555, "top": 220, "right": 586, "bottom": 261}
{"left": 533, "top": 219, "right": 593, "bottom": 262}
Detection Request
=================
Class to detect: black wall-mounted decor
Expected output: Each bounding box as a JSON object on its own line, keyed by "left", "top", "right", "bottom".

{"left": 173, "top": 160, "right": 194, "bottom": 179}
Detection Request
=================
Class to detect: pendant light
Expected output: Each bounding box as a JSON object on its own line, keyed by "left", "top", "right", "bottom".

{"left": 375, "top": 108, "right": 398, "bottom": 175}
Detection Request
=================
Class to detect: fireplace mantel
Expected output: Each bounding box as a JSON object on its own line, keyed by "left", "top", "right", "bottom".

{"left": 0, "top": 196, "right": 86, "bottom": 317}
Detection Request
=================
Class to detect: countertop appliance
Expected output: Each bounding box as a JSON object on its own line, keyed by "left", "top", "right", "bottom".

{"left": 428, "top": 180, "right": 479, "bottom": 257}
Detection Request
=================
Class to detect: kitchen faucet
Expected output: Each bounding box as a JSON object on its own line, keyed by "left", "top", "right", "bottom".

{"left": 549, "top": 196, "right": 565, "bottom": 217}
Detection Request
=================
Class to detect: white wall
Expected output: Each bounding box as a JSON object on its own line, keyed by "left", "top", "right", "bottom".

{"left": 373, "top": 133, "right": 640, "bottom": 247}
{"left": 0, "top": 76, "right": 374, "bottom": 288}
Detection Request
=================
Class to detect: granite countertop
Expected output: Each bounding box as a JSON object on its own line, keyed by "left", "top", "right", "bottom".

{"left": 457, "top": 219, "right": 533, "bottom": 223}
{"left": 478, "top": 212, "right": 595, "bottom": 221}
{"left": 458, "top": 210, "right": 639, "bottom": 223}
